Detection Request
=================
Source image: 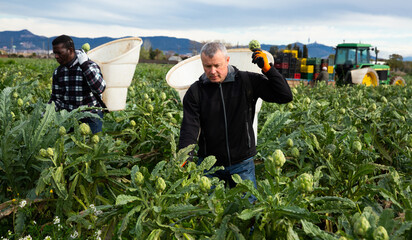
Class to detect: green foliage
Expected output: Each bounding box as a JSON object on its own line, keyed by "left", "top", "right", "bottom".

{"left": 0, "top": 58, "right": 411, "bottom": 239}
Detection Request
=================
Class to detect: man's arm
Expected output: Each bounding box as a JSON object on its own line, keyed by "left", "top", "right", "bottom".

{"left": 250, "top": 50, "right": 293, "bottom": 104}
{"left": 48, "top": 69, "right": 64, "bottom": 111}
{"left": 80, "top": 61, "right": 106, "bottom": 94}
{"left": 250, "top": 66, "right": 293, "bottom": 104}
{"left": 76, "top": 49, "right": 106, "bottom": 94}
{"left": 178, "top": 85, "right": 201, "bottom": 150}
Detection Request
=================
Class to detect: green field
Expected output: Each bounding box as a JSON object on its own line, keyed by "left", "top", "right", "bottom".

{"left": 0, "top": 58, "right": 411, "bottom": 239}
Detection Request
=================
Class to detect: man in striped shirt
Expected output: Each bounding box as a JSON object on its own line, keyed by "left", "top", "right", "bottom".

{"left": 49, "top": 35, "right": 106, "bottom": 133}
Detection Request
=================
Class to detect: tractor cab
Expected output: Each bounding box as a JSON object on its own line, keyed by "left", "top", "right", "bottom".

{"left": 335, "top": 44, "right": 372, "bottom": 66}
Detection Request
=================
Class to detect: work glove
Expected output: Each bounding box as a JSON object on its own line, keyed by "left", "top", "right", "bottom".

{"left": 75, "top": 49, "right": 89, "bottom": 65}
{"left": 252, "top": 50, "right": 271, "bottom": 73}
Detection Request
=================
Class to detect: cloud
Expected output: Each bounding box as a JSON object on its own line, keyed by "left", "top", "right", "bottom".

{"left": 1, "top": 0, "right": 412, "bottom": 57}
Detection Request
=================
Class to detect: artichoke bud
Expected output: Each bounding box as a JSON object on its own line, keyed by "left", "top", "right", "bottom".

{"left": 291, "top": 147, "right": 300, "bottom": 158}
{"left": 81, "top": 43, "right": 90, "bottom": 52}
{"left": 373, "top": 226, "right": 389, "bottom": 240}
{"left": 147, "top": 104, "right": 154, "bottom": 112}
{"left": 46, "top": 147, "right": 54, "bottom": 157}
{"left": 39, "top": 148, "right": 48, "bottom": 157}
{"left": 352, "top": 141, "right": 362, "bottom": 152}
{"left": 91, "top": 135, "right": 100, "bottom": 144}
{"left": 160, "top": 92, "right": 167, "bottom": 101}
{"left": 286, "top": 138, "right": 294, "bottom": 148}
{"left": 156, "top": 177, "right": 166, "bottom": 192}
{"left": 59, "top": 126, "right": 66, "bottom": 136}
{"left": 79, "top": 123, "right": 91, "bottom": 135}
{"left": 17, "top": 98, "right": 24, "bottom": 107}
{"left": 353, "top": 216, "right": 370, "bottom": 237}
{"left": 200, "top": 176, "right": 211, "bottom": 192}
{"left": 369, "top": 103, "right": 377, "bottom": 111}
{"left": 295, "top": 173, "right": 313, "bottom": 192}
{"left": 248, "top": 40, "right": 261, "bottom": 50}
{"left": 273, "top": 149, "right": 286, "bottom": 168}
{"left": 134, "top": 172, "right": 144, "bottom": 186}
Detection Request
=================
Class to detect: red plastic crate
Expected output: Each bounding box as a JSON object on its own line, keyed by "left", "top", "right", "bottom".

{"left": 280, "top": 62, "right": 289, "bottom": 69}
{"left": 293, "top": 73, "right": 301, "bottom": 79}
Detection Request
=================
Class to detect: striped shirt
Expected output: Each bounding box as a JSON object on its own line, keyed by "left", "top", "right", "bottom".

{"left": 49, "top": 56, "right": 106, "bottom": 112}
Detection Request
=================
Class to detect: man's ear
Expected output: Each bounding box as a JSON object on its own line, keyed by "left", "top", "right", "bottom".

{"left": 68, "top": 47, "right": 75, "bottom": 54}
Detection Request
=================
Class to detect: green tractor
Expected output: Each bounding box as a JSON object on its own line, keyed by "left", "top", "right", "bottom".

{"left": 334, "top": 43, "right": 406, "bottom": 86}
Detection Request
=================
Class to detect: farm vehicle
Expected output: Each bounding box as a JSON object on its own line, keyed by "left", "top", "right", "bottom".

{"left": 333, "top": 43, "right": 406, "bottom": 86}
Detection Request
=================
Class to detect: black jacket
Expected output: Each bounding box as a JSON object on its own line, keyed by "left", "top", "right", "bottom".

{"left": 179, "top": 65, "right": 293, "bottom": 167}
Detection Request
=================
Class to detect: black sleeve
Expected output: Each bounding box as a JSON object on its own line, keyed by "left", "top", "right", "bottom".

{"left": 178, "top": 84, "right": 201, "bottom": 150}
{"left": 250, "top": 67, "right": 293, "bottom": 104}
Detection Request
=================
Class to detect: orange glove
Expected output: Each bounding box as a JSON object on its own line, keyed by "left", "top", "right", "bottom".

{"left": 252, "top": 50, "right": 271, "bottom": 73}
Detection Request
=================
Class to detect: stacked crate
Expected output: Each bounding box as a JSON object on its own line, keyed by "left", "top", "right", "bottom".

{"left": 307, "top": 58, "right": 322, "bottom": 80}
{"left": 299, "top": 57, "right": 334, "bottom": 81}
{"left": 300, "top": 57, "right": 314, "bottom": 80}
{"left": 274, "top": 50, "right": 301, "bottom": 79}
{"left": 327, "top": 58, "right": 334, "bottom": 80}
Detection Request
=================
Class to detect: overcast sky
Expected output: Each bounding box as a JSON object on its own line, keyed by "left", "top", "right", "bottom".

{"left": 1, "top": 0, "right": 412, "bottom": 58}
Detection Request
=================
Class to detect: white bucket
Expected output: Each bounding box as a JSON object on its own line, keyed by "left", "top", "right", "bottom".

{"left": 88, "top": 37, "right": 142, "bottom": 111}
{"left": 166, "top": 48, "right": 274, "bottom": 143}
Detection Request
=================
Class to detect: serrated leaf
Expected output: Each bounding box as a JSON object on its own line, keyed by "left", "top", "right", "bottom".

{"left": 215, "top": 215, "right": 231, "bottom": 240}
{"left": 301, "top": 219, "right": 338, "bottom": 240}
{"left": 51, "top": 165, "right": 68, "bottom": 199}
{"left": 162, "top": 205, "right": 210, "bottom": 218}
{"left": 238, "top": 207, "right": 265, "bottom": 220}
{"left": 151, "top": 160, "right": 166, "bottom": 177}
{"left": 115, "top": 194, "right": 140, "bottom": 205}
{"left": 287, "top": 225, "right": 300, "bottom": 240}
{"left": 198, "top": 155, "right": 217, "bottom": 171}
{"left": 378, "top": 208, "right": 395, "bottom": 233}
{"left": 119, "top": 205, "right": 142, "bottom": 234}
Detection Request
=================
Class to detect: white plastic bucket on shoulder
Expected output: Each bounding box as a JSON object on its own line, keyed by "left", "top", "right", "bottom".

{"left": 88, "top": 37, "right": 143, "bottom": 111}
{"left": 166, "top": 48, "right": 274, "bottom": 144}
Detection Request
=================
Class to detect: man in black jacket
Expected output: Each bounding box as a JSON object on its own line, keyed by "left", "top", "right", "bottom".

{"left": 178, "top": 42, "right": 293, "bottom": 202}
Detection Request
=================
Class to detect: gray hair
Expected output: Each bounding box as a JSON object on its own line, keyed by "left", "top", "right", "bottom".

{"left": 200, "top": 42, "right": 227, "bottom": 58}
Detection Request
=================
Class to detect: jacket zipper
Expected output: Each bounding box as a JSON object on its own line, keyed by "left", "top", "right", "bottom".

{"left": 219, "top": 83, "right": 231, "bottom": 165}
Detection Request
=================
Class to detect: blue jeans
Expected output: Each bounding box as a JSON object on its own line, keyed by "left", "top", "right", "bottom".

{"left": 80, "top": 111, "right": 104, "bottom": 134}
{"left": 199, "top": 157, "right": 257, "bottom": 203}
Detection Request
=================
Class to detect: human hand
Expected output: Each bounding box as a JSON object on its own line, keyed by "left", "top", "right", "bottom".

{"left": 75, "top": 49, "right": 89, "bottom": 65}
{"left": 252, "top": 50, "right": 271, "bottom": 72}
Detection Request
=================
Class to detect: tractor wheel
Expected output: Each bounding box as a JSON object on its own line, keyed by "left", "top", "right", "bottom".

{"left": 361, "top": 68, "right": 379, "bottom": 86}
{"left": 390, "top": 76, "right": 406, "bottom": 86}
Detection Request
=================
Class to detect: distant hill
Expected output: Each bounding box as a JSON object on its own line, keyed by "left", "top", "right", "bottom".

{"left": 0, "top": 29, "right": 338, "bottom": 58}
{"left": 258, "top": 42, "right": 335, "bottom": 58}
{"left": 0, "top": 29, "right": 204, "bottom": 55}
